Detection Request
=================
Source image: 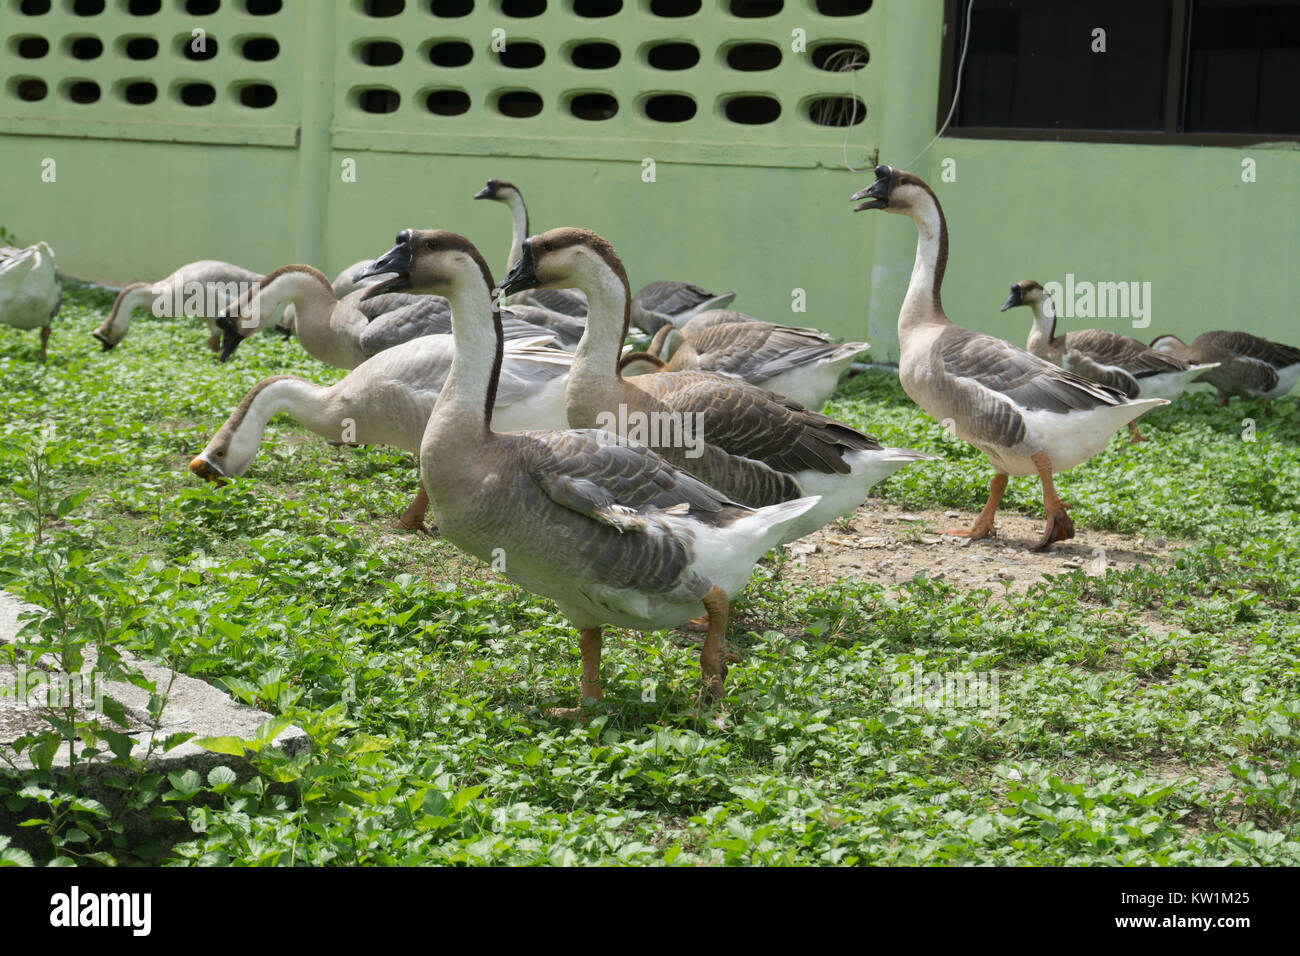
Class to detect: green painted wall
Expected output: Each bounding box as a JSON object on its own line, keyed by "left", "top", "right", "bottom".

{"left": 2, "top": 1, "right": 1296, "bottom": 360}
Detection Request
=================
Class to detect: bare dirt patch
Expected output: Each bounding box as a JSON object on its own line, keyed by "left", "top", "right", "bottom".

{"left": 786, "top": 499, "right": 1182, "bottom": 596}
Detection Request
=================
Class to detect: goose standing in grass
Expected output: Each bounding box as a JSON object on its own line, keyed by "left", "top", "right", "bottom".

{"left": 1003, "top": 280, "right": 1218, "bottom": 443}
{"left": 852, "top": 165, "right": 1165, "bottom": 551}
{"left": 494, "top": 227, "right": 933, "bottom": 543}
{"left": 189, "top": 334, "right": 571, "bottom": 531}
{"left": 0, "top": 242, "right": 61, "bottom": 362}
{"left": 642, "top": 310, "right": 871, "bottom": 409}
{"left": 91, "top": 259, "right": 279, "bottom": 352}
{"left": 355, "top": 229, "right": 819, "bottom": 712}
{"left": 1151, "top": 332, "right": 1300, "bottom": 415}
{"left": 216, "top": 264, "right": 552, "bottom": 368}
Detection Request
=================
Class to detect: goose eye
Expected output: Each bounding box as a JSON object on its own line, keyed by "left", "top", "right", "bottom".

{"left": 215, "top": 451, "right": 225, "bottom": 458}
{"left": 425, "top": 239, "right": 436, "bottom": 250}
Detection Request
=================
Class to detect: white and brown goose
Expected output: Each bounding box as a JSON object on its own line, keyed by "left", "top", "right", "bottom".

{"left": 215, "top": 264, "right": 551, "bottom": 368}
{"left": 1003, "top": 280, "right": 1218, "bottom": 443}
{"left": 852, "top": 165, "right": 1165, "bottom": 551}
{"left": 494, "top": 227, "right": 933, "bottom": 543}
{"left": 354, "top": 229, "right": 819, "bottom": 712}
{"left": 1151, "top": 331, "right": 1300, "bottom": 414}
{"left": 188, "top": 334, "right": 571, "bottom": 530}
{"left": 0, "top": 241, "right": 61, "bottom": 362}
{"left": 641, "top": 309, "right": 871, "bottom": 410}
{"left": 91, "top": 259, "right": 276, "bottom": 352}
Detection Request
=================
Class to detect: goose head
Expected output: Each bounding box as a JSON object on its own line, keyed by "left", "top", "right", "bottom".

{"left": 495, "top": 227, "right": 625, "bottom": 301}
{"left": 851, "top": 164, "right": 936, "bottom": 216}
{"left": 1000, "top": 280, "right": 1047, "bottom": 313}
{"left": 356, "top": 229, "right": 495, "bottom": 300}
{"left": 473, "top": 178, "right": 520, "bottom": 203}
{"left": 214, "top": 281, "right": 267, "bottom": 363}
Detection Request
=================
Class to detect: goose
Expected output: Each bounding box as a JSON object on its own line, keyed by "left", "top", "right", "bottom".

{"left": 852, "top": 165, "right": 1166, "bottom": 551}
{"left": 90, "top": 259, "right": 283, "bottom": 352}
{"left": 473, "top": 177, "right": 735, "bottom": 335}
{"left": 274, "top": 258, "right": 387, "bottom": 339}
{"left": 642, "top": 310, "right": 871, "bottom": 409}
{"left": 0, "top": 242, "right": 61, "bottom": 362}
{"left": 493, "top": 227, "right": 934, "bottom": 543}
{"left": 1003, "top": 280, "right": 1218, "bottom": 443}
{"left": 1151, "top": 332, "right": 1300, "bottom": 415}
{"left": 189, "top": 334, "right": 571, "bottom": 531}
{"left": 354, "top": 229, "right": 820, "bottom": 712}
{"left": 216, "top": 264, "right": 553, "bottom": 368}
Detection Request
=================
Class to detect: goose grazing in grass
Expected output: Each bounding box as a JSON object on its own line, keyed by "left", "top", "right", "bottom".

{"left": 216, "top": 264, "right": 552, "bottom": 368}
{"left": 852, "top": 165, "right": 1165, "bottom": 551}
{"left": 354, "top": 229, "right": 819, "bottom": 712}
{"left": 643, "top": 310, "right": 871, "bottom": 410}
{"left": 494, "top": 227, "right": 933, "bottom": 543}
{"left": 1151, "top": 332, "right": 1300, "bottom": 415}
{"left": 1004, "top": 280, "right": 1218, "bottom": 443}
{"left": 91, "top": 259, "right": 275, "bottom": 352}
{"left": 0, "top": 242, "right": 61, "bottom": 363}
{"left": 189, "top": 334, "right": 571, "bottom": 531}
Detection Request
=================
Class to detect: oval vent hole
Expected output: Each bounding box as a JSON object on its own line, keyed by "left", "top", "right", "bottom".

{"left": 649, "top": 0, "right": 699, "bottom": 15}
{"left": 125, "top": 37, "right": 158, "bottom": 59}
{"left": 573, "top": 0, "right": 620, "bottom": 14}
{"left": 70, "top": 37, "right": 103, "bottom": 58}
{"left": 570, "top": 92, "right": 618, "bottom": 120}
{"left": 17, "top": 37, "right": 50, "bottom": 58}
{"left": 499, "top": 41, "right": 544, "bottom": 68}
{"left": 15, "top": 78, "right": 49, "bottom": 101}
{"left": 239, "top": 83, "right": 277, "bottom": 108}
{"left": 187, "top": 0, "right": 221, "bottom": 13}
{"left": 68, "top": 80, "right": 101, "bottom": 103}
{"left": 729, "top": 0, "right": 781, "bottom": 16}
{"left": 72, "top": 0, "right": 104, "bottom": 13}
{"left": 246, "top": 0, "right": 283, "bottom": 13}
{"left": 644, "top": 93, "right": 695, "bottom": 122}
{"left": 430, "top": 0, "right": 473, "bottom": 14}
{"left": 725, "top": 95, "right": 780, "bottom": 124}
{"left": 242, "top": 37, "right": 279, "bottom": 60}
{"left": 123, "top": 81, "right": 157, "bottom": 104}
{"left": 184, "top": 36, "right": 218, "bottom": 60}
{"left": 427, "top": 89, "right": 470, "bottom": 114}
{"left": 813, "top": 42, "right": 868, "bottom": 71}
{"left": 726, "top": 42, "right": 780, "bottom": 71}
{"left": 364, "top": 0, "right": 404, "bottom": 12}
{"left": 180, "top": 82, "right": 216, "bottom": 106}
{"left": 571, "top": 42, "right": 620, "bottom": 69}
{"left": 816, "top": 0, "right": 871, "bottom": 14}
{"left": 430, "top": 41, "right": 473, "bottom": 66}
{"left": 360, "top": 41, "right": 403, "bottom": 65}
{"left": 647, "top": 42, "right": 699, "bottom": 70}
{"left": 21, "top": 0, "right": 52, "bottom": 14}
{"left": 501, "top": 0, "right": 545, "bottom": 16}
{"left": 497, "top": 90, "right": 542, "bottom": 117}
{"left": 128, "top": 0, "right": 161, "bottom": 12}
{"left": 359, "top": 88, "right": 401, "bottom": 112}
{"left": 808, "top": 95, "right": 865, "bottom": 126}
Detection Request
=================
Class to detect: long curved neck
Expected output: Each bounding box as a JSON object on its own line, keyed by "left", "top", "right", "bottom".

{"left": 429, "top": 277, "right": 501, "bottom": 445}
{"left": 900, "top": 189, "right": 950, "bottom": 331}
{"left": 247, "top": 269, "right": 335, "bottom": 336}
{"left": 502, "top": 190, "right": 529, "bottom": 272}
{"left": 1027, "top": 295, "right": 1059, "bottom": 350}
{"left": 102, "top": 284, "right": 153, "bottom": 339}
{"left": 569, "top": 260, "right": 631, "bottom": 392}
{"left": 215, "top": 376, "right": 330, "bottom": 470}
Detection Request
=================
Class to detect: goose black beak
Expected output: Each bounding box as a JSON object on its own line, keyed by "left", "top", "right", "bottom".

{"left": 473, "top": 184, "right": 493, "bottom": 200}
{"left": 851, "top": 164, "right": 894, "bottom": 212}
{"left": 495, "top": 239, "right": 538, "bottom": 298}
{"left": 356, "top": 230, "right": 414, "bottom": 299}
{"left": 91, "top": 329, "right": 115, "bottom": 351}
{"left": 215, "top": 314, "right": 242, "bottom": 363}
{"left": 1000, "top": 286, "right": 1023, "bottom": 312}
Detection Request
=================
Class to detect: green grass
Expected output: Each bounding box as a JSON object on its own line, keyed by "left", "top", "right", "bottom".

{"left": 0, "top": 282, "right": 1297, "bottom": 866}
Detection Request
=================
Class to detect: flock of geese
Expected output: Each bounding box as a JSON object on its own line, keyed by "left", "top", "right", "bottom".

{"left": 4, "top": 167, "right": 1299, "bottom": 713}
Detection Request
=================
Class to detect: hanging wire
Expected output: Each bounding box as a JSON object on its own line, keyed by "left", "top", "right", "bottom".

{"left": 900, "top": 0, "right": 978, "bottom": 171}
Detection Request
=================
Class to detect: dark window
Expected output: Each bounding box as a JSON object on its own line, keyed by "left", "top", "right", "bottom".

{"left": 67, "top": 80, "right": 101, "bottom": 103}
{"left": 20, "top": 0, "right": 52, "bottom": 14}
{"left": 72, "top": 0, "right": 105, "bottom": 13}
{"left": 365, "top": 0, "right": 404, "bottom": 12}
{"left": 359, "top": 88, "right": 401, "bottom": 112}
{"left": 1184, "top": 0, "right": 1300, "bottom": 134}
{"left": 808, "top": 95, "right": 865, "bottom": 126}
{"left": 812, "top": 41, "right": 869, "bottom": 71}
{"left": 186, "top": 0, "right": 221, "bottom": 13}
{"left": 239, "top": 83, "right": 277, "bottom": 107}
{"left": 943, "top": 0, "right": 1300, "bottom": 142}
{"left": 724, "top": 95, "right": 781, "bottom": 123}
{"left": 499, "top": 41, "right": 545, "bottom": 67}
{"left": 502, "top": 0, "right": 546, "bottom": 14}
{"left": 726, "top": 42, "right": 782, "bottom": 70}
{"left": 15, "top": 79, "right": 48, "bottom": 101}
{"left": 183, "top": 35, "right": 219, "bottom": 61}
{"left": 649, "top": 0, "right": 700, "bottom": 15}
{"left": 247, "top": 0, "right": 282, "bottom": 13}
{"left": 816, "top": 0, "right": 871, "bottom": 13}
{"left": 127, "top": 0, "right": 162, "bottom": 13}
{"left": 729, "top": 0, "right": 782, "bottom": 15}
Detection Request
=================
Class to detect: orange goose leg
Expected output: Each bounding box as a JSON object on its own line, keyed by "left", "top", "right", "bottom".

{"left": 550, "top": 627, "right": 603, "bottom": 720}
{"left": 1128, "top": 421, "right": 1148, "bottom": 444}
{"left": 394, "top": 483, "right": 432, "bottom": 533}
{"left": 943, "top": 473, "right": 1008, "bottom": 541}
{"left": 1030, "top": 450, "right": 1074, "bottom": 552}
{"left": 699, "top": 586, "right": 730, "bottom": 700}
{"left": 38, "top": 325, "right": 51, "bottom": 364}
{"left": 207, "top": 332, "right": 221, "bottom": 353}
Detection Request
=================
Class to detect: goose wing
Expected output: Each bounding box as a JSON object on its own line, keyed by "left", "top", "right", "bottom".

{"left": 519, "top": 287, "right": 588, "bottom": 317}
{"left": 503, "top": 303, "right": 586, "bottom": 349}
{"left": 357, "top": 294, "right": 553, "bottom": 354}
{"left": 935, "top": 328, "right": 1129, "bottom": 447}
{"left": 1065, "top": 329, "right": 1189, "bottom": 385}
{"left": 636, "top": 281, "right": 719, "bottom": 316}
{"left": 678, "top": 322, "right": 868, "bottom": 381}
{"left": 1201, "top": 331, "right": 1300, "bottom": 370}
{"left": 633, "top": 371, "right": 882, "bottom": 476}
{"left": 493, "top": 346, "right": 574, "bottom": 408}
